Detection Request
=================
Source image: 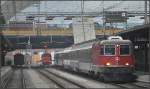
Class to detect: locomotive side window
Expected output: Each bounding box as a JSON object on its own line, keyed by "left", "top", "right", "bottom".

{"left": 104, "top": 45, "right": 115, "bottom": 55}
{"left": 120, "top": 45, "right": 130, "bottom": 55}
{"left": 100, "top": 45, "right": 104, "bottom": 55}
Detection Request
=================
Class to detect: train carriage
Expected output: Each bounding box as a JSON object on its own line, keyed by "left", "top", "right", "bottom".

{"left": 32, "top": 52, "right": 41, "bottom": 66}
{"left": 54, "top": 36, "right": 136, "bottom": 82}
{"left": 41, "top": 53, "right": 52, "bottom": 65}
{"left": 14, "top": 53, "right": 25, "bottom": 66}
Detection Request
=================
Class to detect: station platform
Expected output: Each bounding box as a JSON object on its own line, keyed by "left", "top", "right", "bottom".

{"left": 137, "top": 75, "right": 150, "bottom": 83}
{"left": 1, "top": 66, "right": 12, "bottom": 77}
{"left": 1, "top": 66, "right": 13, "bottom": 88}
{"left": 135, "top": 71, "right": 150, "bottom": 83}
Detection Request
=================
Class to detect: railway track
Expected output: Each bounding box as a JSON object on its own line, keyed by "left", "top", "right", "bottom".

{"left": 37, "top": 69, "right": 87, "bottom": 89}
{"left": 21, "top": 69, "right": 26, "bottom": 89}
{"left": 3, "top": 68, "right": 27, "bottom": 89}
{"left": 131, "top": 81, "right": 150, "bottom": 88}
{"left": 1, "top": 69, "right": 14, "bottom": 89}
{"left": 111, "top": 82, "right": 149, "bottom": 89}
{"left": 51, "top": 67, "right": 150, "bottom": 88}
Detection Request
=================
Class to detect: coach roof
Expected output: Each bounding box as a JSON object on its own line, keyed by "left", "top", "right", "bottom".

{"left": 100, "top": 40, "right": 132, "bottom": 44}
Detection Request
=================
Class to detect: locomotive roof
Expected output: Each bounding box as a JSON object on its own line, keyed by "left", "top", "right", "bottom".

{"left": 42, "top": 53, "right": 51, "bottom": 55}
{"left": 100, "top": 40, "right": 132, "bottom": 44}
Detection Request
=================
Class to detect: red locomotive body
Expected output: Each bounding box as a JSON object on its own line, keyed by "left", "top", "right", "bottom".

{"left": 41, "top": 53, "right": 52, "bottom": 65}
{"left": 91, "top": 37, "right": 135, "bottom": 81}
{"left": 54, "top": 36, "right": 136, "bottom": 81}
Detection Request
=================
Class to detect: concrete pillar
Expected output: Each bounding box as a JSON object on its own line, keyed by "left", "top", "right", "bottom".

{"left": 72, "top": 17, "right": 96, "bottom": 44}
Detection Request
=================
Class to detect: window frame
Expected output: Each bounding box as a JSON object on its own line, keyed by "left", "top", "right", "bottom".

{"left": 100, "top": 44, "right": 116, "bottom": 56}
{"left": 100, "top": 45, "right": 104, "bottom": 55}
{"left": 119, "top": 44, "right": 131, "bottom": 56}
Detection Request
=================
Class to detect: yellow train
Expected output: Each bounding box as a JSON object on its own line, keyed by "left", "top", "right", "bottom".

{"left": 32, "top": 52, "right": 41, "bottom": 66}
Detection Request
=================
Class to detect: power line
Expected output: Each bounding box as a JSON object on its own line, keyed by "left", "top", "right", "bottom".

{"left": 81, "top": 0, "right": 86, "bottom": 41}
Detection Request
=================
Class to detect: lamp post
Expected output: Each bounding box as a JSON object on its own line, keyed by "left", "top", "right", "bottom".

{"left": 26, "top": 36, "right": 32, "bottom": 67}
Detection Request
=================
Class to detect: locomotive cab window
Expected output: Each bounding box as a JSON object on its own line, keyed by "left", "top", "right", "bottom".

{"left": 120, "top": 45, "right": 130, "bottom": 55}
{"left": 104, "top": 45, "right": 115, "bottom": 55}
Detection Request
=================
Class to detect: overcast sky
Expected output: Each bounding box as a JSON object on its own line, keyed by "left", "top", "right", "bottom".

{"left": 6, "top": 1, "right": 147, "bottom": 26}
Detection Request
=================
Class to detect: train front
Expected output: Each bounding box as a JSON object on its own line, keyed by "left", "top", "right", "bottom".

{"left": 41, "top": 53, "right": 52, "bottom": 65}
{"left": 96, "top": 36, "right": 136, "bottom": 81}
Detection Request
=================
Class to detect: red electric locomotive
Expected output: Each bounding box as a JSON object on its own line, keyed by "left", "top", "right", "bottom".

{"left": 91, "top": 36, "right": 135, "bottom": 81}
{"left": 41, "top": 53, "right": 52, "bottom": 65}
{"left": 54, "top": 36, "right": 136, "bottom": 82}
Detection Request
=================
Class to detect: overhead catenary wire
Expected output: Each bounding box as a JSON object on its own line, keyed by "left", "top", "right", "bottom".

{"left": 102, "top": 0, "right": 106, "bottom": 38}
{"left": 12, "top": 1, "right": 17, "bottom": 21}
{"left": 81, "top": 0, "right": 86, "bottom": 41}
{"left": 37, "top": 0, "right": 41, "bottom": 36}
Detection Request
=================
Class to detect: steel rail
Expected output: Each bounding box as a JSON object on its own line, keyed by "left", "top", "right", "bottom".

{"left": 44, "top": 69, "right": 87, "bottom": 89}
{"left": 53, "top": 66, "right": 150, "bottom": 89}
{"left": 1, "top": 69, "right": 14, "bottom": 89}
{"left": 37, "top": 70, "right": 65, "bottom": 88}
{"left": 20, "top": 69, "right": 26, "bottom": 89}
{"left": 111, "top": 82, "right": 149, "bottom": 89}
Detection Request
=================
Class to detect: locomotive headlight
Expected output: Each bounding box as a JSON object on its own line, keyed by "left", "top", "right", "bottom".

{"left": 116, "top": 44, "right": 119, "bottom": 47}
{"left": 106, "top": 62, "right": 111, "bottom": 66}
{"left": 125, "top": 62, "right": 129, "bottom": 66}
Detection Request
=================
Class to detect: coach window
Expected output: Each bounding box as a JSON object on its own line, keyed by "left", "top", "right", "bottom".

{"left": 120, "top": 45, "right": 130, "bottom": 55}
{"left": 85, "top": 49, "right": 90, "bottom": 59}
{"left": 73, "top": 51, "right": 77, "bottom": 60}
{"left": 76, "top": 50, "right": 79, "bottom": 58}
{"left": 104, "top": 45, "right": 115, "bottom": 55}
{"left": 64, "top": 53, "right": 67, "bottom": 59}
{"left": 70, "top": 52, "right": 73, "bottom": 60}
{"left": 68, "top": 53, "right": 71, "bottom": 59}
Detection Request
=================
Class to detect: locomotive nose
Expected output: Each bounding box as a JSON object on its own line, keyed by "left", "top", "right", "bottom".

{"left": 125, "top": 62, "right": 129, "bottom": 66}
{"left": 115, "top": 57, "right": 120, "bottom": 65}
{"left": 115, "top": 57, "right": 119, "bottom": 61}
